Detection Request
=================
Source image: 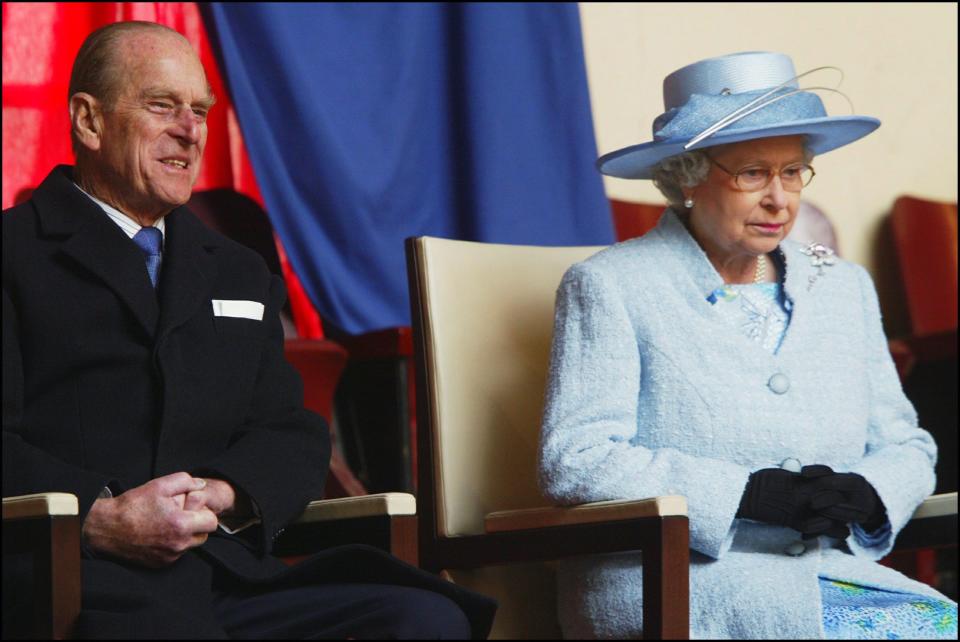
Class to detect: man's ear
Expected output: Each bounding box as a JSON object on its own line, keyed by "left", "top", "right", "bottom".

{"left": 69, "top": 92, "right": 103, "bottom": 152}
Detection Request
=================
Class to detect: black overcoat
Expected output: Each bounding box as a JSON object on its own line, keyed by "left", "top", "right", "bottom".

{"left": 2, "top": 166, "right": 495, "bottom": 638}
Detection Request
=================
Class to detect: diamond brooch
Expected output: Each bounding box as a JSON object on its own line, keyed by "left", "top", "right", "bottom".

{"left": 799, "top": 243, "right": 836, "bottom": 290}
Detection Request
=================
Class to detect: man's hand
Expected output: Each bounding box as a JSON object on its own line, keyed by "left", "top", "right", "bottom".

{"left": 182, "top": 477, "right": 239, "bottom": 516}
{"left": 182, "top": 477, "right": 257, "bottom": 522}
{"left": 81, "top": 472, "right": 218, "bottom": 568}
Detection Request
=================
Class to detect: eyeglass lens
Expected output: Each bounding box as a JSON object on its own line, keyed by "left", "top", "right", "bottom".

{"left": 736, "top": 165, "right": 813, "bottom": 192}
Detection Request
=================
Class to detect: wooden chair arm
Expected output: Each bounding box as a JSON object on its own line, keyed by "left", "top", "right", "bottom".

{"left": 426, "top": 498, "right": 690, "bottom": 640}
{"left": 484, "top": 495, "right": 687, "bottom": 532}
{"left": 910, "top": 491, "right": 957, "bottom": 520}
{"left": 3, "top": 493, "right": 81, "bottom": 639}
{"left": 2, "top": 492, "right": 421, "bottom": 637}
{"left": 3, "top": 492, "right": 79, "bottom": 520}
{"left": 293, "top": 492, "right": 416, "bottom": 523}
{"left": 276, "top": 493, "right": 418, "bottom": 566}
{"left": 895, "top": 491, "right": 958, "bottom": 550}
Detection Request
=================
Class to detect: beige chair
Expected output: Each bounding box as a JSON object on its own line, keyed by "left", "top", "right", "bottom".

{"left": 405, "top": 235, "right": 959, "bottom": 640}
{"left": 2, "top": 491, "right": 416, "bottom": 639}
{"left": 405, "top": 236, "right": 690, "bottom": 639}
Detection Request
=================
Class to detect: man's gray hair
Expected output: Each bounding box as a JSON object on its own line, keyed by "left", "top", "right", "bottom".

{"left": 68, "top": 21, "right": 184, "bottom": 108}
{"left": 68, "top": 21, "right": 185, "bottom": 153}
{"left": 651, "top": 140, "right": 815, "bottom": 210}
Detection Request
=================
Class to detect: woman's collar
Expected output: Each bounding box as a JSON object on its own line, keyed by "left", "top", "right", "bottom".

{"left": 656, "top": 207, "right": 815, "bottom": 309}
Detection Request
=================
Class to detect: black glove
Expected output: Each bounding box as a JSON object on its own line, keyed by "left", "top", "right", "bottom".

{"left": 737, "top": 465, "right": 850, "bottom": 539}
{"left": 808, "top": 472, "right": 887, "bottom": 533}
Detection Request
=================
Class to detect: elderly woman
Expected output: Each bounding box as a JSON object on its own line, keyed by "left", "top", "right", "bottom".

{"left": 538, "top": 51, "right": 957, "bottom": 639}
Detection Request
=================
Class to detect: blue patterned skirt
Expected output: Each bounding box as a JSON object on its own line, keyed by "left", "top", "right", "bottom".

{"left": 821, "top": 578, "right": 957, "bottom": 639}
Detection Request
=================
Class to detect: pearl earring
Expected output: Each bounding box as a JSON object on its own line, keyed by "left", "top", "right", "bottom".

{"left": 684, "top": 197, "right": 694, "bottom": 209}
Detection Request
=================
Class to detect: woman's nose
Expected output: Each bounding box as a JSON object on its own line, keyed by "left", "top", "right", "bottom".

{"left": 763, "top": 173, "right": 790, "bottom": 211}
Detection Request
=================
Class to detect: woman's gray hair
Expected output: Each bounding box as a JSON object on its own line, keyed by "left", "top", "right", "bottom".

{"left": 651, "top": 151, "right": 712, "bottom": 210}
{"left": 651, "top": 140, "right": 815, "bottom": 210}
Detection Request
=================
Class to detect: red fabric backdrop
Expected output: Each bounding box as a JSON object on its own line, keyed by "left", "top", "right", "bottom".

{"left": 2, "top": 2, "right": 323, "bottom": 337}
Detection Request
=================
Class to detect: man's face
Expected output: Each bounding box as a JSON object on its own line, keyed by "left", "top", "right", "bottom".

{"left": 93, "top": 32, "right": 213, "bottom": 220}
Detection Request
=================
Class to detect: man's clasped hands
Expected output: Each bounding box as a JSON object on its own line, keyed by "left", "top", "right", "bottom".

{"left": 81, "top": 472, "right": 250, "bottom": 568}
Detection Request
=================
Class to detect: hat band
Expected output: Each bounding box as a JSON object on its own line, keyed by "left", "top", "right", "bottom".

{"left": 652, "top": 89, "right": 827, "bottom": 143}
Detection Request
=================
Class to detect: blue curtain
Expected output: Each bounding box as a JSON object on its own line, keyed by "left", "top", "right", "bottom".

{"left": 203, "top": 3, "right": 613, "bottom": 334}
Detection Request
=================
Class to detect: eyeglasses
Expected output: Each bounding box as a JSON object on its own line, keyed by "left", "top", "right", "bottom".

{"left": 708, "top": 157, "right": 815, "bottom": 192}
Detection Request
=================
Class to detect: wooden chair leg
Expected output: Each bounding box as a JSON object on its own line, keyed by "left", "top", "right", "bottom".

{"left": 26, "top": 516, "right": 81, "bottom": 639}
{"left": 389, "top": 515, "right": 418, "bottom": 567}
{"left": 642, "top": 516, "right": 690, "bottom": 640}
{"left": 914, "top": 548, "right": 938, "bottom": 588}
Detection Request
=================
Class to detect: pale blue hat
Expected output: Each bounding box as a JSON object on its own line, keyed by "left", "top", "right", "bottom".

{"left": 597, "top": 51, "right": 880, "bottom": 179}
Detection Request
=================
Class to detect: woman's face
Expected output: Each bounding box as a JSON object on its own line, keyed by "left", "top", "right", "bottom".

{"left": 687, "top": 135, "right": 806, "bottom": 265}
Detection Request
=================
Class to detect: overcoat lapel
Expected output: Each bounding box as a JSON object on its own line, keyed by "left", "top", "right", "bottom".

{"left": 157, "top": 207, "right": 219, "bottom": 342}
{"left": 33, "top": 167, "right": 160, "bottom": 339}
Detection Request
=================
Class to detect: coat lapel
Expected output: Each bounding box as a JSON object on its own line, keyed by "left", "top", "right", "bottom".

{"left": 157, "top": 207, "right": 220, "bottom": 342}
{"left": 773, "top": 240, "right": 820, "bottom": 357}
{"left": 655, "top": 209, "right": 812, "bottom": 362}
{"left": 34, "top": 167, "right": 160, "bottom": 338}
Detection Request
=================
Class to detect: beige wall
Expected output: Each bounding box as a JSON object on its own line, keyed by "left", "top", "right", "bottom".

{"left": 579, "top": 2, "right": 958, "bottom": 296}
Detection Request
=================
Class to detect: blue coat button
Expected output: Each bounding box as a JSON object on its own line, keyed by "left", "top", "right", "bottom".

{"left": 768, "top": 373, "right": 790, "bottom": 394}
{"left": 784, "top": 541, "right": 807, "bottom": 556}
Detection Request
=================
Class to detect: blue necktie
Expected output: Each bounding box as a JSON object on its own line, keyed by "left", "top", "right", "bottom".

{"left": 132, "top": 227, "right": 162, "bottom": 288}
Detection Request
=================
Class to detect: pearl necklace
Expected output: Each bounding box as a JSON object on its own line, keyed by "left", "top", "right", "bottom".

{"left": 754, "top": 254, "right": 766, "bottom": 284}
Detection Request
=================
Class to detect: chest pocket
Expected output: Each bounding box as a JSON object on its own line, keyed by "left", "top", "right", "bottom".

{"left": 213, "top": 315, "right": 264, "bottom": 338}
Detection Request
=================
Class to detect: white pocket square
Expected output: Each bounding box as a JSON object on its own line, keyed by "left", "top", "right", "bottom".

{"left": 211, "top": 299, "right": 264, "bottom": 321}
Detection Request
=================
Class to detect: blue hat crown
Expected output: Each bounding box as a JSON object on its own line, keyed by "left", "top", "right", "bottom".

{"left": 597, "top": 51, "right": 880, "bottom": 180}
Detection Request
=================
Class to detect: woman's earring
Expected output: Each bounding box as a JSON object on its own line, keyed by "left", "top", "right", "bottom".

{"left": 684, "top": 197, "right": 694, "bottom": 209}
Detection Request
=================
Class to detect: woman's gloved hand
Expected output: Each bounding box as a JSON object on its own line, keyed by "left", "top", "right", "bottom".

{"left": 737, "top": 465, "right": 851, "bottom": 539}
{"left": 808, "top": 471, "right": 888, "bottom": 533}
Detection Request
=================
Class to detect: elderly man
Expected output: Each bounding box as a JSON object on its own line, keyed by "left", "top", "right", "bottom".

{"left": 2, "top": 21, "right": 493, "bottom": 639}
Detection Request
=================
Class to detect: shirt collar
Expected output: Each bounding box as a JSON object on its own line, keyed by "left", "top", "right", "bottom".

{"left": 72, "top": 181, "right": 166, "bottom": 242}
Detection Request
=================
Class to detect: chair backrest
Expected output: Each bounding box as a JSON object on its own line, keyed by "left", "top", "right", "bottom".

{"left": 610, "top": 198, "right": 842, "bottom": 255}
{"left": 282, "top": 340, "right": 348, "bottom": 422}
{"left": 406, "top": 237, "right": 605, "bottom": 538}
{"left": 786, "top": 199, "right": 840, "bottom": 255}
{"left": 610, "top": 198, "right": 664, "bottom": 241}
{"left": 891, "top": 195, "right": 959, "bottom": 337}
{"left": 187, "top": 188, "right": 283, "bottom": 276}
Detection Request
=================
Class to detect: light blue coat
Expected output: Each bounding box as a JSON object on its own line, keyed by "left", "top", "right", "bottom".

{"left": 538, "top": 209, "right": 944, "bottom": 639}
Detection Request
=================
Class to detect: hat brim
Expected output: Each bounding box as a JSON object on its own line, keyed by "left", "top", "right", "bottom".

{"left": 596, "top": 116, "right": 881, "bottom": 179}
